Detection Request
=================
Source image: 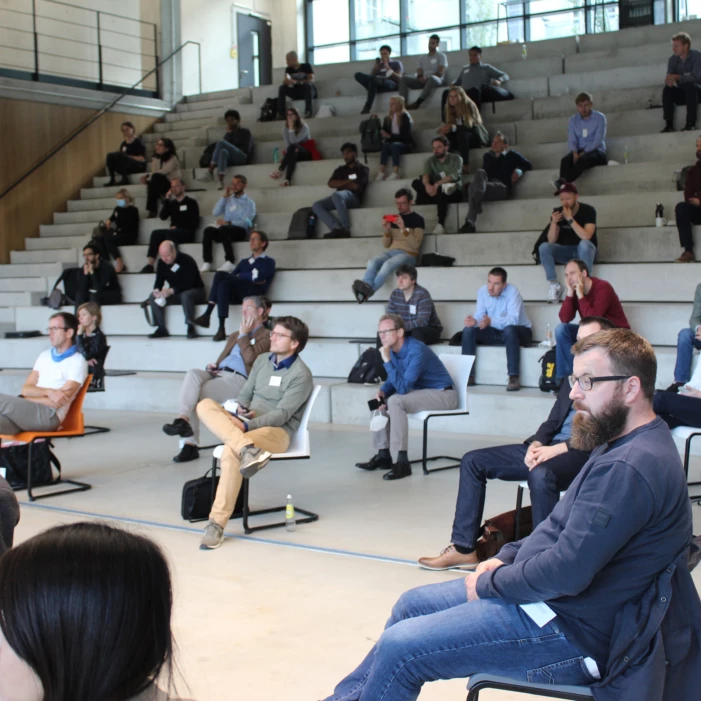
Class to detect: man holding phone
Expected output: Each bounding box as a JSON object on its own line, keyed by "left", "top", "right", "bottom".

{"left": 355, "top": 45, "right": 404, "bottom": 114}
{"left": 352, "top": 188, "right": 424, "bottom": 303}
{"left": 161, "top": 296, "right": 271, "bottom": 463}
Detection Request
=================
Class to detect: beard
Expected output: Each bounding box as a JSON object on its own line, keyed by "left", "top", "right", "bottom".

{"left": 570, "top": 391, "right": 629, "bottom": 452}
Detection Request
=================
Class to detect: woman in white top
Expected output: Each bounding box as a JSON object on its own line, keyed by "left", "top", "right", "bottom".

{"left": 375, "top": 96, "right": 416, "bottom": 181}
{"left": 140, "top": 138, "right": 182, "bottom": 217}
{"left": 270, "top": 107, "right": 312, "bottom": 186}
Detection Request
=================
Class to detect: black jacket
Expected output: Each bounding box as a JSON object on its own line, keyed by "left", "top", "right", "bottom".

{"left": 77, "top": 260, "right": 122, "bottom": 304}
{"left": 525, "top": 381, "right": 579, "bottom": 449}
{"left": 482, "top": 149, "right": 533, "bottom": 190}
{"left": 382, "top": 113, "right": 416, "bottom": 148}
{"left": 159, "top": 196, "right": 200, "bottom": 235}
{"left": 154, "top": 251, "right": 204, "bottom": 295}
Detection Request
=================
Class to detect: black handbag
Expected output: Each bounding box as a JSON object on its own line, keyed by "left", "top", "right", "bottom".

{"left": 0, "top": 440, "right": 59, "bottom": 489}
{"left": 181, "top": 467, "right": 244, "bottom": 522}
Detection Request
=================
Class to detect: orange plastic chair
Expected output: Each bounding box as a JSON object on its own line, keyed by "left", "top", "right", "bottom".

{"left": 0, "top": 376, "right": 93, "bottom": 501}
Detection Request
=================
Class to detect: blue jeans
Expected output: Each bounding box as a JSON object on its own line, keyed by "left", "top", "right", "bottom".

{"left": 312, "top": 190, "right": 360, "bottom": 231}
{"left": 538, "top": 240, "right": 597, "bottom": 282}
{"left": 653, "top": 390, "right": 701, "bottom": 429}
{"left": 555, "top": 322, "right": 579, "bottom": 380}
{"left": 323, "top": 578, "right": 596, "bottom": 701}
{"left": 674, "top": 327, "right": 701, "bottom": 383}
{"left": 363, "top": 250, "right": 415, "bottom": 292}
{"left": 354, "top": 73, "right": 398, "bottom": 111}
{"left": 461, "top": 325, "right": 532, "bottom": 377}
{"left": 212, "top": 140, "right": 247, "bottom": 175}
{"left": 380, "top": 141, "right": 411, "bottom": 168}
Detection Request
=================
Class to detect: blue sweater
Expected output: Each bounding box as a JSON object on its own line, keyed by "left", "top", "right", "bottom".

{"left": 380, "top": 336, "right": 453, "bottom": 397}
{"left": 233, "top": 254, "right": 276, "bottom": 293}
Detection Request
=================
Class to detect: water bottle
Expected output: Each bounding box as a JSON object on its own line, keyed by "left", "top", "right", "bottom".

{"left": 546, "top": 323, "right": 554, "bottom": 348}
{"left": 273, "top": 147, "right": 279, "bottom": 165}
{"left": 623, "top": 145, "right": 629, "bottom": 165}
{"left": 285, "top": 494, "right": 296, "bottom": 532}
{"left": 521, "top": 43, "right": 527, "bottom": 60}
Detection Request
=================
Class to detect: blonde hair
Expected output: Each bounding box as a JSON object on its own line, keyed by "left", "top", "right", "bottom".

{"left": 77, "top": 302, "right": 102, "bottom": 327}
{"left": 444, "top": 87, "right": 482, "bottom": 128}
{"left": 116, "top": 188, "right": 133, "bottom": 204}
{"left": 389, "top": 95, "right": 406, "bottom": 117}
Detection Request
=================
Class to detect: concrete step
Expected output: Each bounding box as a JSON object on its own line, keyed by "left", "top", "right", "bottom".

{"left": 10, "top": 248, "right": 78, "bottom": 265}
{"left": 0, "top": 262, "right": 71, "bottom": 279}
{"left": 549, "top": 62, "right": 667, "bottom": 99}
{"left": 0, "top": 277, "right": 50, "bottom": 293}
{"left": 0, "top": 291, "right": 43, "bottom": 307}
{"left": 532, "top": 85, "right": 660, "bottom": 120}
{"left": 577, "top": 19, "right": 701, "bottom": 53}
{"left": 565, "top": 43, "right": 670, "bottom": 75}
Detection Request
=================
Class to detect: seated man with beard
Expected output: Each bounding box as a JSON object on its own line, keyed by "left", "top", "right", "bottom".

{"left": 322, "top": 328, "right": 699, "bottom": 700}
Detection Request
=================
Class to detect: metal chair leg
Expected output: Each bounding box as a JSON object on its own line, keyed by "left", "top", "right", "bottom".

{"left": 515, "top": 485, "right": 524, "bottom": 541}
{"left": 409, "top": 413, "right": 470, "bottom": 475}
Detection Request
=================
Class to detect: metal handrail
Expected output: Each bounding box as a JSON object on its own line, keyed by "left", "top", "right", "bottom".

{"left": 0, "top": 40, "right": 202, "bottom": 203}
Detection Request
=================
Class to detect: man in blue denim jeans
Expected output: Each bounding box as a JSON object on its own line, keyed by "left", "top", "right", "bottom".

{"left": 203, "top": 110, "right": 253, "bottom": 187}
{"left": 664, "top": 281, "right": 701, "bottom": 392}
{"left": 323, "top": 329, "right": 694, "bottom": 701}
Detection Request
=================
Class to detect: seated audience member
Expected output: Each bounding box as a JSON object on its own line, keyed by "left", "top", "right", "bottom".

{"left": 555, "top": 260, "right": 630, "bottom": 385}
{"left": 74, "top": 242, "right": 122, "bottom": 307}
{"left": 0, "top": 312, "right": 87, "bottom": 434}
{"left": 140, "top": 177, "right": 200, "bottom": 274}
{"left": 552, "top": 92, "right": 607, "bottom": 191}
{"left": 96, "top": 188, "right": 139, "bottom": 273}
{"left": 198, "top": 317, "right": 313, "bottom": 550}
{"left": 438, "top": 87, "right": 489, "bottom": 171}
{"left": 420, "top": 316, "right": 611, "bottom": 571}
{"left": 355, "top": 44, "right": 404, "bottom": 114}
{"left": 654, "top": 355, "right": 701, "bottom": 429}
{"left": 375, "top": 96, "right": 415, "bottom": 181}
{"left": 278, "top": 51, "right": 316, "bottom": 119}
{"left": 665, "top": 282, "right": 701, "bottom": 393}
{"left": 412, "top": 135, "right": 463, "bottom": 235}
{"left": 326, "top": 330, "right": 700, "bottom": 700}
{"left": 536, "top": 182, "right": 597, "bottom": 303}
{"left": 76, "top": 302, "right": 108, "bottom": 386}
{"left": 352, "top": 188, "right": 425, "bottom": 303}
{"left": 674, "top": 135, "right": 701, "bottom": 263}
{"left": 270, "top": 107, "right": 313, "bottom": 186}
{"left": 0, "top": 475, "right": 19, "bottom": 555}
{"left": 662, "top": 31, "right": 701, "bottom": 132}
{"left": 147, "top": 241, "right": 205, "bottom": 340}
{"left": 204, "top": 109, "right": 253, "bottom": 185}
{"left": 0, "top": 522, "right": 192, "bottom": 701}
{"left": 443, "top": 45, "right": 514, "bottom": 113}
{"left": 201, "top": 175, "right": 256, "bottom": 274}
{"left": 105, "top": 121, "right": 146, "bottom": 186}
{"left": 461, "top": 266, "right": 531, "bottom": 392}
{"left": 163, "top": 296, "right": 271, "bottom": 463}
{"left": 459, "top": 131, "right": 532, "bottom": 233}
{"left": 312, "top": 143, "right": 369, "bottom": 239}
{"left": 140, "top": 137, "right": 181, "bottom": 218}
{"left": 399, "top": 34, "right": 447, "bottom": 111}
{"left": 194, "top": 231, "right": 275, "bottom": 342}
{"left": 385, "top": 264, "right": 443, "bottom": 346}
{"left": 356, "top": 314, "right": 457, "bottom": 481}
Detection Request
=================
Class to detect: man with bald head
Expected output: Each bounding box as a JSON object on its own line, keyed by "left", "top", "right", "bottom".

{"left": 277, "top": 51, "right": 316, "bottom": 119}
{"left": 147, "top": 240, "right": 205, "bottom": 339}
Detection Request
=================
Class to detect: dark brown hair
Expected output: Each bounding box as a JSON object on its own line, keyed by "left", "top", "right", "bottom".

{"left": 274, "top": 316, "right": 309, "bottom": 352}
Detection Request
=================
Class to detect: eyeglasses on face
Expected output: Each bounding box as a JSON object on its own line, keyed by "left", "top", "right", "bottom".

{"left": 568, "top": 375, "right": 631, "bottom": 391}
{"left": 47, "top": 327, "right": 68, "bottom": 332}
{"left": 378, "top": 328, "right": 399, "bottom": 336}
{"left": 270, "top": 331, "right": 292, "bottom": 339}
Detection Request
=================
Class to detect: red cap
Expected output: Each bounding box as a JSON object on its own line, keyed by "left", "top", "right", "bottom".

{"left": 554, "top": 182, "right": 578, "bottom": 196}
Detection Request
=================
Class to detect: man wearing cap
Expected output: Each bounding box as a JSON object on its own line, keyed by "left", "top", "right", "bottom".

{"left": 534, "top": 182, "right": 597, "bottom": 304}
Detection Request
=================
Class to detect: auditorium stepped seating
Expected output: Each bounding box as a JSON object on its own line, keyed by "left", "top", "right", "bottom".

{"left": 1, "top": 20, "right": 700, "bottom": 444}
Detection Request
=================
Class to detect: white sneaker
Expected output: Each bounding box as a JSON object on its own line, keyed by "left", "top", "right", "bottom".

{"left": 441, "top": 183, "right": 457, "bottom": 196}
{"left": 200, "top": 262, "right": 212, "bottom": 273}
{"left": 374, "top": 172, "right": 386, "bottom": 182}
{"left": 387, "top": 172, "right": 400, "bottom": 180}
{"left": 217, "top": 261, "right": 236, "bottom": 273}
{"left": 432, "top": 223, "right": 445, "bottom": 235}
{"left": 547, "top": 281, "right": 562, "bottom": 303}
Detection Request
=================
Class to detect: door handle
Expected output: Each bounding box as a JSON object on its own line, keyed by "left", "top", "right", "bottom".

{"left": 240, "top": 69, "right": 249, "bottom": 78}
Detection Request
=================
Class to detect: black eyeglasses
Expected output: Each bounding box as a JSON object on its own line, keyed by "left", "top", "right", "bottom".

{"left": 378, "top": 328, "right": 399, "bottom": 336}
{"left": 568, "top": 375, "right": 631, "bottom": 391}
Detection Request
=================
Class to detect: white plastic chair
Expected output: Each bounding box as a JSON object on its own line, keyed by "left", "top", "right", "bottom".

{"left": 408, "top": 354, "right": 475, "bottom": 475}
{"left": 671, "top": 425, "right": 701, "bottom": 501}
{"left": 211, "top": 385, "right": 321, "bottom": 534}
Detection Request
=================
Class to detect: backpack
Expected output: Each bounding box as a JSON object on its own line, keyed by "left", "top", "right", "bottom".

{"left": 359, "top": 117, "right": 383, "bottom": 162}
{"left": 0, "top": 440, "right": 59, "bottom": 489}
{"left": 258, "top": 98, "right": 278, "bottom": 122}
{"left": 421, "top": 253, "right": 455, "bottom": 267}
{"left": 316, "top": 104, "right": 336, "bottom": 118}
{"left": 42, "top": 268, "right": 81, "bottom": 309}
{"left": 531, "top": 224, "right": 550, "bottom": 264}
{"left": 538, "top": 348, "right": 559, "bottom": 393}
{"left": 347, "top": 348, "right": 388, "bottom": 384}
{"left": 199, "top": 143, "right": 217, "bottom": 168}
{"left": 288, "top": 207, "right": 317, "bottom": 240}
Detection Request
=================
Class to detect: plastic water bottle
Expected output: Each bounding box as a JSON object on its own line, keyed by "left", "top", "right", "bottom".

{"left": 521, "top": 43, "right": 527, "bottom": 60}
{"left": 273, "top": 147, "right": 279, "bottom": 165}
{"left": 623, "top": 145, "right": 629, "bottom": 165}
{"left": 546, "top": 323, "right": 553, "bottom": 348}
{"left": 285, "top": 494, "right": 296, "bottom": 532}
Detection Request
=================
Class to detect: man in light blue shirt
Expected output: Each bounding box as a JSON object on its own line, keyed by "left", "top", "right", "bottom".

{"left": 461, "top": 266, "right": 532, "bottom": 392}
{"left": 553, "top": 92, "right": 607, "bottom": 191}
{"left": 201, "top": 174, "right": 257, "bottom": 274}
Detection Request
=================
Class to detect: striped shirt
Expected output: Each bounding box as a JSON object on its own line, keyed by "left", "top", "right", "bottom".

{"left": 386, "top": 283, "right": 443, "bottom": 332}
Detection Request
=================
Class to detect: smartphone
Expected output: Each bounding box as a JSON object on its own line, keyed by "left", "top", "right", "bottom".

{"left": 383, "top": 214, "right": 398, "bottom": 223}
{"left": 368, "top": 398, "right": 382, "bottom": 411}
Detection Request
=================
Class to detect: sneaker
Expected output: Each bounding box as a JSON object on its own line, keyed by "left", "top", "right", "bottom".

{"left": 664, "top": 382, "right": 683, "bottom": 393}
{"left": 199, "top": 520, "right": 224, "bottom": 550}
{"left": 418, "top": 544, "right": 479, "bottom": 571}
{"left": 683, "top": 123, "right": 697, "bottom": 131}
{"left": 173, "top": 443, "right": 199, "bottom": 463}
{"left": 106, "top": 178, "right": 116, "bottom": 187}
{"left": 304, "top": 110, "right": 313, "bottom": 119}
{"left": 387, "top": 172, "right": 400, "bottom": 180}
{"left": 355, "top": 453, "right": 392, "bottom": 471}
{"left": 323, "top": 228, "right": 351, "bottom": 239}
{"left": 432, "top": 223, "right": 445, "bottom": 235}
{"left": 239, "top": 445, "right": 272, "bottom": 479}
{"left": 186, "top": 324, "right": 198, "bottom": 339}
{"left": 459, "top": 221, "right": 476, "bottom": 234}
{"left": 162, "top": 417, "right": 194, "bottom": 437}
{"left": 547, "top": 281, "right": 562, "bottom": 303}
{"left": 148, "top": 327, "right": 169, "bottom": 339}
{"left": 140, "top": 264, "right": 155, "bottom": 274}
{"left": 193, "top": 313, "right": 211, "bottom": 329}
{"left": 552, "top": 177, "right": 565, "bottom": 192}
{"left": 360, "top": 106, "right": 371, "bottom": 115}
{"left": 441, "top": 183, "right": 457, "bottom": 196}
{"left": 675, "top": 250, "right": 695, "bottom": 263}
{"left": 352, "top": 279, "right": 374, "bottom": 300}
{"left": 374, "top": 172, "right": 386, "bottom": 182}
{"left": 196, "top": 170, "right": 214, "bottom": 182}
{"left": 661, "top": 124, "right": 676, "bottom": 133}
{"left": 200, "top": 262, "right": 212, "bottom": 272}
{"left": 217, "top": 261, "right": 236, "bottom": 273}
{"left": 507, "top": 375, "right": 521, "bottom": 392}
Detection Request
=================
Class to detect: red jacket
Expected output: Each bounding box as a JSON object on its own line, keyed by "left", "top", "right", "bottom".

{"left": 559, "top": 277, "right": 630, "bottom": 328}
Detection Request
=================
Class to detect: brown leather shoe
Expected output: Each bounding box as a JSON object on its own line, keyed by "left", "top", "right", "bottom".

{"left": 507, "top": 375, "right": 521, "bottom": 391}
{"left": 675, "top": 250, "right": 695, "bottom": 263}
{"left": 418, "top": 544, "right": 479, "bottom": 571}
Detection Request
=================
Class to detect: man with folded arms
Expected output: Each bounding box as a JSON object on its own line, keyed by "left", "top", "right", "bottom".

{"left": 162, "top": 296, "right": 271, "bottom": 464}
{"left": 197, "top": 316, "right": 313, "bottom": 550}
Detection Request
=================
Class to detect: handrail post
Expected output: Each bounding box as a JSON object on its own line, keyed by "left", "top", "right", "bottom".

{"left": 97, "top": 11, "right": 103, "bottom": 89}
{"left": 198, "top": 42, "right": 202, "bottom": 94}
{"left": 154, "top": 23, "right": 160, "bottom": 98}
{"left": 32, "top": 0, "right": 39, "bottom": 81}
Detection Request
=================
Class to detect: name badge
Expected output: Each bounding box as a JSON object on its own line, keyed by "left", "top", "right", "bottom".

{"left": 439, "top": 171, "right": 446, "bottom": 178}
{"left": 269, "top": 375, "right": 282, "bottom": 387}
{"left": 582, "top": 128, "right": 588, "bottom": 138}
{"left": 122, "top": 145, "right": 127, "bottom": 152}
{"left": 231, "top": 204, "right": 237, "bottom": 211}
{"left": 179, "top": 204, "right": 187, "bottom": 211}
{"left": 409, "top": 304, "right": 417, "bottom": 315}
{"left": 430, "top": 58, "right": 437, "bottom": 64}
{"left": 250, "top": 338, "right": 256, "bottom": 345}
{"left": 252, "top": 268, "right": 259, "bottom": 280}
{"left": 248, "top": 257, "right": 255, "bottom": 264}
{"left": 348, "top": 173, "right": 357, "bottom": 180}
{"left": 170, "top": 263, "right": 180, "bottom": 272}
{"left": 0, "top": 467, "right": 5, "bottom": 479}
{"left": 520, "top": 602, "right": 556, "bottom": 628}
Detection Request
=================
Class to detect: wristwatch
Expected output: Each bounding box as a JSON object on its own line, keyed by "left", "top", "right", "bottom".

{"left": 566, "top": 218, "right": 574, "bottom": 224}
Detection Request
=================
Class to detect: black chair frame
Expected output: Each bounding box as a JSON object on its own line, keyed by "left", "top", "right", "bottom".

{"left": 409, "top": 410, "right": 470, "bottom": 475}
{"left": 467, "top": 677, "right": 592, "bottom": 700}
{"left": 682, "top": 431, "right": 701, "bottom": 502}
{"left": 84, "top": 345, "right": 111, "bottom": 436}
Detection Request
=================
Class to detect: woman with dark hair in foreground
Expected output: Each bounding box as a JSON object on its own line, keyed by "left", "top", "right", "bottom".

{"left": 0, "top": 522, "right": 192, "bottom": 701}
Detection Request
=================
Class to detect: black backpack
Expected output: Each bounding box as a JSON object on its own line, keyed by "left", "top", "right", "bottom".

{"left": 42, "top": 267, "right": 82, "bottom": 308}
{"left": 538, "top": 348, "right": 559, "bottom": 393}
{"left": 199, "top": 143, "right": 216, "bottom": 168}
{"left": 421, "top": 253, "right": 455, "bottom": 267}
{"left": 259, "top": 98, "right": 278, "bottom": 122}
{"left": 359, "top": 117, "right": 382, "bottom": 162}
{"left": 288, "top": 207, "right": 317, "bottom": 239}
{"left": 348, "top": 348, "right": 388, "bottom": 384}
{"left": 1, "top": 440, "right": 59, "bottom": 489}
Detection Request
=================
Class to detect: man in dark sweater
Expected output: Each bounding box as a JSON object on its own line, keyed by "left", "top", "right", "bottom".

{"left": 147, "top": 241, "right": 205, "bottom": 339}
{"left": 74, "top": 242, "right": 122, "bottom": 307}
{"left": 0, "top": 475, "right": 19, "bottom": 555}
{"left": 277, "top": 51, "right": 317, "bottom": 119}
{"left": 459, "top": 132, "right": 532, "bottom": 233}
{"left": 662, "top": 31, "right": 701, "bottom": 132}
{"left": 203, "top": 110, "right": 254, "bottom": 186}
{"left": 673, "top": 135, "right": 701, "bottom": 262}
{"left": 325, "top": 329, "right": 697, "bottom": 700}
{"left": 140, "top": 178, "right": 200, "bottom": 274}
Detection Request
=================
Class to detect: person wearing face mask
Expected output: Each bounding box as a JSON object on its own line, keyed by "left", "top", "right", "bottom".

{"left": 140, "top": 138, "right": 181, "bottom": 217}
{"left": 673, "top": 135, "right": 701, "bottom": 263}
{"left": 74, "top": 243, "right": 122, "bottom": 308}
{"left": 94, "top": 188, "right": 139, "bottom": 273}
{"left": 105, "top": 121, "right": 147, "bottom": 186}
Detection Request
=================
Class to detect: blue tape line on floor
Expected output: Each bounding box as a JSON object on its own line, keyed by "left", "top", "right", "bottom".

{"left": 19, "top": 500, "right": 419, "bottom": 567}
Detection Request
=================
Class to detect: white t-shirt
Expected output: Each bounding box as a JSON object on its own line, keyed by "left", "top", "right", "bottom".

{"left": 33, "top": 349, "right": 88, "bottom": 422}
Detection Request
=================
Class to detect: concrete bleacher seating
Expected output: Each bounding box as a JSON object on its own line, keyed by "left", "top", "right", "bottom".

{"left": 2, "top": 20, "right": 701, "bottom": 445}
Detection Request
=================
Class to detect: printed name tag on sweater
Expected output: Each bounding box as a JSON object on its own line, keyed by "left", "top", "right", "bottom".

{"left": 269, "top": 375, "right": 282, "bottom": 387}
{"left": 170, "top": 263, "right": 180, "bottom": 272}
{"left": 582, "top": 128, "right": 588, "bottom": 138}
{"left": 252, "top": 269, "right": 259, "bottom": 280}
{"left": 348, "top": 173, "right": 357, "bottom": 180}
{"left": 409, "top": 304, "right": 417, "bottom": 315}
{"left": 179, "top": 204, "right": 188, "bottom": 211}
{"left": 520, "top": 602, "right": 556, "bottom": 627}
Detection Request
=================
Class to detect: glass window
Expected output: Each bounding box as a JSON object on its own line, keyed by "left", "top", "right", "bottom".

{"left": 313, "top": 44, "right": 351, "bottom": 65}
{"left": 355, "top": 36, "right": 402, "bottom": 62}
{"left": 312, "top": 0, "right": 350, "bottom": 45}
{"left": 407, "top": 0, "right": 460, "bottom": 30}
{"left": 466, "top": 20, "right": 518, "bottom": 48}
{"left": 465, "top": 0, "right": 502, "bottom": 24}
{"left": 406, "top": 27, "right": 461, "bottom": 55}
{"left": 355, "top": 0, "right": 401, "bottom": 40}
{"left": 587, "top": 2, "right": 619, "bottom": 32}
{"left": 529, "top": 9, "right": 584, "bottom": 41}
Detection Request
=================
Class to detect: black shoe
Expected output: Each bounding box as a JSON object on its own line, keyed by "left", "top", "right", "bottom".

{"left": 140, "top": 264, "right": 154, "bottom": 274}
{"left": 361, "top": 106, "right": 371, "bottom": 115}
{"left": 213, "top": 327, "right": 226, "bottom": 342}
{"left": 193, "top": 313, "right": 211, "bottom": 329}
{"left": 552, "top": 177, "right": 565, "bottom": 192}
{"left": 304, "top": 110, "right": 313, "bottom": 119}
{"left": 661, "top": 124, "right": 676, "bottom": 133}
{"left": 163, "top": 417, "right": 194, "bottom": 437}
{"left": 352, "top": 279, "right": 373, "bottom": 303}
{"left": 683, "top": 123, "right": 697, "bottom": 131}
{"left": 323, "top": 228, "right": 351, "bottom": 239}
{"left": 186, "top": 324, "right": 198, "bottom": 339}
{"left": 119, "top": 177, "right": 130, "bottom": 185}
{"left": 356, "top": 454, "right": 392, "bottom": 471}
{"left": 173, "top": 443, "right": 199, "bottom": 463}
{"left": 148, "top": 327, "right": 169, "bottom": 339}
{"left": 106, "top": 178, "right": 116, "bottom": 187}
{"left": 468, "top": 375, "right": 476, "bottom": 387}
{"left": 664, "top": 382, "right": 683, "bottom": 393}
{"left": 459, "top": 221, "right": 476, "bottom": 233}
{"left": 383, "top": 461, "right": 412, "bottom": 480}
